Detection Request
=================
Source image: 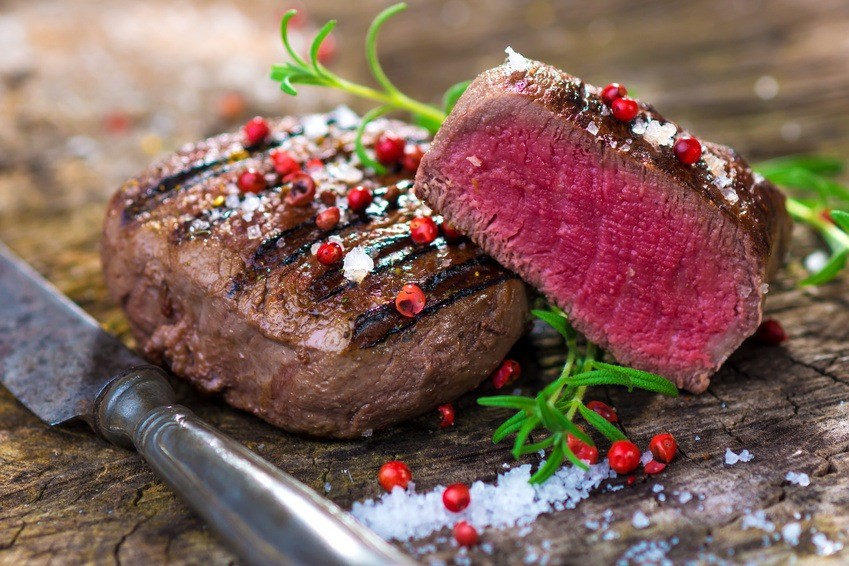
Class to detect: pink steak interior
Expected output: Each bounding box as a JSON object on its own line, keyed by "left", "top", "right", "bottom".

{"left": 426, "top": 98, "right": 763, "bottom": 384}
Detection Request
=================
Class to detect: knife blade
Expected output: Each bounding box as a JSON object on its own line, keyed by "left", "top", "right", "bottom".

{"left": 0, "top": 241, "right": 412, "bottom": 566}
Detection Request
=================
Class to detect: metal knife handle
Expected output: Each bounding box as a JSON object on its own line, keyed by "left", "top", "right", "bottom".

{"left": 93, "top": 366, "right": 412, "bottom": 566}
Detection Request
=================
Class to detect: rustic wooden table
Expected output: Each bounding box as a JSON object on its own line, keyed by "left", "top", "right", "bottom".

{"left": 2, "top": 0, "right": 849, "bottom": 563}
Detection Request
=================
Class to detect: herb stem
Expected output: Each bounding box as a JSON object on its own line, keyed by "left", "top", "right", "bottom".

{"left": 565, "top": 342, "right": 597, "bottom": 421}
{"left": 565, "top": 386, "right": 586, "bottom": 421}
{"left": 786, "top": 197, "right": 849, "bottom": 251}
{"left": 329, "top": 76, "right": 446, "bottom": 124}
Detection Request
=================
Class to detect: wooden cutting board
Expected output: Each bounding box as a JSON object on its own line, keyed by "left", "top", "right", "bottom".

{"left": 2, "top": 1, "right": 849, "bottom": 563}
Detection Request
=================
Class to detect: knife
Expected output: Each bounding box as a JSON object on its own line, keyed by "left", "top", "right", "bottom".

{"left": 0, "top": 241, "right": 412, "bottom": 566}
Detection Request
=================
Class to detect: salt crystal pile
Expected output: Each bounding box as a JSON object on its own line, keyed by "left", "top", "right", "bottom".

{"left": 724, "top": 448, "right": 754, "bottom": 465}
{"left": 351, "top": 461, "right": 614, "bottom": 541}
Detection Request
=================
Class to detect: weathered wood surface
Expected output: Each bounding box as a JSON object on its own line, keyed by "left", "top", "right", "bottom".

{"left": 2, "top": 0, "right": 849, "bottom": 564}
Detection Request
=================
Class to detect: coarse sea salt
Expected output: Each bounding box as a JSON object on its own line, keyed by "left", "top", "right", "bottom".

{"left": 241, "top": 193, "right": 261, "bottom": 212}
{"left": 719, "top": 185, "right": 740, "bottom": 204}
{"left": 631, "top": 510, "right": 650, "bottom": 529}
{"left": 331, "top": 105, "right": 360, "bottom": 130}
{"left": 741, "top": 509, "right": 775, "bottom": 533}
{"left": 350, "top": 461, "right": 613, "bottom": 541}
{"left": 586, "top": 122, "right": 599, "bottom": 136}
{"left": 812, "top": 532, "right": 844, "bottom": 556}
{"left": 782, "top": 522, "right": 802, "bottom": 546}
{"left": 327, "top": 161, "right": 364, "bottom": 184}
{"left": 631, "top": 119, "right": 648, "bottom": 135}
{"left": 804, "top": 250, "right": 829, "bottom": 274}
{"left": 724, "top": 448, "right": 754, "bottom": 465}
{"left": 302, "top": 114, "right": 330, "bottom": 139}
{"left": 785, "top": 471, "right": 811, "bottom": 487}
{"left": 504, "top": 46, "right": 530, "bottom": 71}
{"left": 225, "top": 193, "right": 241, "bottom": 209}
{"left": 342, "top": 247, "right": 374, "bottom": 283}
{"left": 642, "top": 121, "right": 677, "bottom": 148}
{"left": 246, "top": 225, "right": 262, "bottom": 240}
{"left": 703, "top": 152, "right": 727, "bottom": 179}
{"left": 616, "top": 538, "right": 677, "bottom": 566}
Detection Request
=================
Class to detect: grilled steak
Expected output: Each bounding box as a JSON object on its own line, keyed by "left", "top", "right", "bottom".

{"left": 102, "top": 110, "right": 528, "bottom": 438}
{"left": 415, "top": 52, "right": 792, "bottom": 393}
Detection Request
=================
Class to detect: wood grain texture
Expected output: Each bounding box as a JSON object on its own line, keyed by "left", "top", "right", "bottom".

{"left": 1, "top": 0, "right": 849, "bottom": 564}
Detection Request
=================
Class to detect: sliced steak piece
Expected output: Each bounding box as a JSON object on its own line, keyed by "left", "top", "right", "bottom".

{"left": 415, "top": 53, "right": 792, "bottom": 393}
{"left": 102, "top": 111, "right": 528, "bottom": 438}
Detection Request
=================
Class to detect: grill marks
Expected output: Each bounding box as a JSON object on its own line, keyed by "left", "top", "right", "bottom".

{"left": 307, "top": 234, "right": 440, "bottom": 303}
{"left": 126, "top": 119, "right": 518, "bottom": 350}
{"left": 351, "top": 255, "right": 516, "bottom": 349}
{"left": 121, "top": 135, "right": 289, "bottom": 223}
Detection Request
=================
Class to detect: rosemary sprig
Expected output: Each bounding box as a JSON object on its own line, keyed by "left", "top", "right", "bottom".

{"left": 755, "top": 157, "right": 849, "bottom": 285}
{"left": 270, "top": 3, "right": 467, "bottom": 173}
{"left": 478, "top": 307, "right": 678, "bottom": 484}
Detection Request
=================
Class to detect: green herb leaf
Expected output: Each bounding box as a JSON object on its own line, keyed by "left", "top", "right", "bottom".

{"left": 756, "top": 155, "right": 844, "bottom": 177}
{"left": 763, "top": 168, "right": 849, "bottom": 204}
{"left": 831, "top": 210, "right": 849, "bottom": 232}
{"left": 365, "top": 4, "right": 405, "bottom": 96}
{"left": 535, "top": 395, "right": 593, "bottom": 444}
{"left": 512, "top": 416, "right": 540, "bottom": 459}
{"left": 492, "top": 411, "right": 526, "bottom": 443}
{"left": 279, "top": 10, "right": 308, "bottom": 67}
{"left": 354, "top": 105, "right": 392, "bottom": 174}
{"left": 577, "top": 402, "right": 626, "bottom": 442}
{"left": 800, "top": 248, "right": 848, "bottom": 286}
{"left": 477, "top": 395, "right": 537, "bottom": 411}
{"left": 529, "top": 443, "right": 566, "bottom": 484}
{"left": 592, "top": 362, "right": 679, "bottom": 397}
{"left": 442, "top": 80, "right": 471, "bottom": 114}
{"left": 514, "top": 435, "right": 557, "bottom": 455}
{"left": 309, "top": 20, "right": 338, "bottom": 75}
{"left": 531, "top": 308, "right": 576, "bottom": 341}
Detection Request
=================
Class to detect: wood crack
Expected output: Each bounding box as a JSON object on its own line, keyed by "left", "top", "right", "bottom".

{"left": 113, "top": 517, "right": 149, "bottom": 566}
{"left": 0, "top": 522, "right": 25, "bottom": 550}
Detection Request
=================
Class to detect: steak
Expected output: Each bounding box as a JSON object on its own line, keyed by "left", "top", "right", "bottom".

{"left": 415, "top": 52, "right": 792, "bottom": 393}
{"left": 102, "top": 110, "right": 528, "bottom": 438}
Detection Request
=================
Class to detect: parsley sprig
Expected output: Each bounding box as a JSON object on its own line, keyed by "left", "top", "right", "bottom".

{"left": 270, "top": 3, "right": 467, "bottom": 173}
{"left": 478, "top": 306, "right": 678, "bottom": 483}
{"left": 755, "top": 157, "right": 849, "bottom": 285}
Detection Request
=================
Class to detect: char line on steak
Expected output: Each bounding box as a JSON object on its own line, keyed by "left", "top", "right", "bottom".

{"left": 416, "top": 51, "right": 792, "bottom": 393}
{"left": 103, "top": 110, "right": 528, "bottom": 438}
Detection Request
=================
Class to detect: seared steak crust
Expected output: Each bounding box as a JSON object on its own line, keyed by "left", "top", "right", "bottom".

{"left": 416, "top": 55, "right": 792, "bottom": 392}
{"left": 103, "top": 112, "right": 528, "bottom": 438}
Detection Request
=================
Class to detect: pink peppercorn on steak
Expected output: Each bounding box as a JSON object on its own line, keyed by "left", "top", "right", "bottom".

{"left": 102, "top": 110, "right": 528, "bottom": 438}
{"left": 415, "top": 51, "right": 792, "bottom": 393}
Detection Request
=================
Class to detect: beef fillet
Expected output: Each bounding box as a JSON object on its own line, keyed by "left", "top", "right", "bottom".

{"left": 415, "top": 52, "right": 792, "bottom": 393}
{"left": 102, "top": 111, "right": 528, "bottom": 438}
